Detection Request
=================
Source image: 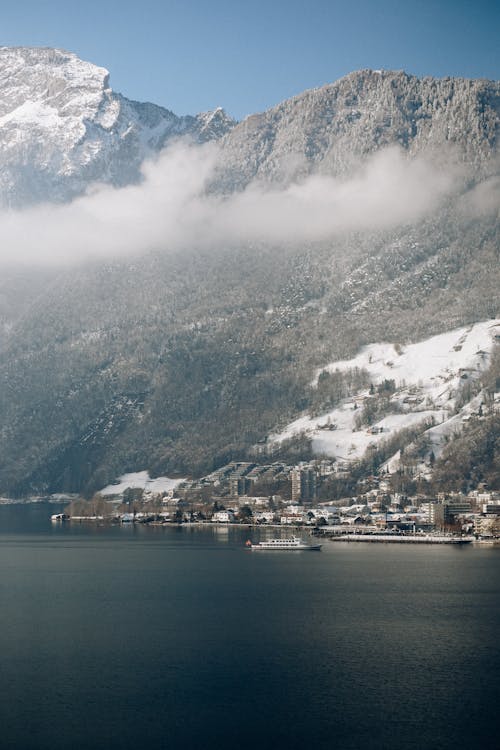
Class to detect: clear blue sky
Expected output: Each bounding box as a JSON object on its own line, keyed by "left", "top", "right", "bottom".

{"left": 2, "top": 0, "right": 499, "bottom": 119}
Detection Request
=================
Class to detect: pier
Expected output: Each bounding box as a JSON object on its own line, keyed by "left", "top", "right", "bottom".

{"left": 321, "top": 533, "right": 472, "bottom": 544}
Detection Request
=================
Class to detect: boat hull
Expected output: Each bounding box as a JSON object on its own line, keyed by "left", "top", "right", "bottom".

{"left": 250, "top": 543, "right": 322, "bottom": 551}
{"left": 246, "top": 535, "right": 322, "bottom": 551}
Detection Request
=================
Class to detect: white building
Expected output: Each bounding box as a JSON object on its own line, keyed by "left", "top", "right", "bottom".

{"left": 212, "top": 509, "right": 235, "bottom": 523}
{"left": 254, "top": 511, "right": 275, "bottom": 524}
{"left": 280, "top": 513, "right": 306, "bottom": 525}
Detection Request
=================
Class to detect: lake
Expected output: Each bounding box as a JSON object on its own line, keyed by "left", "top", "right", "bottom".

{"left": 1, "top": 503, "right": 500, "bottom": 749}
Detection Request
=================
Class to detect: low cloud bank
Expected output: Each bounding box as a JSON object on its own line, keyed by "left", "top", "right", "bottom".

{"left": 459, "top": 173, "right": 500, "bottom": 219}
{"left": 0, "top": 141, "right": 489, "bottom": 267}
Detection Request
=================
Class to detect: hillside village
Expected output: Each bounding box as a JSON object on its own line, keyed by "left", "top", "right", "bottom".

{"left": 52, "top": 320, "right": 500, "bottom": 538}
{"left": 0, "top": 61, "right": 499, "bottom": 501}
{"left": 269, "top": 320, "right": 500, "bottom": 464}
{"left": 58, "top": 442, "right": 500, "bottom": 538}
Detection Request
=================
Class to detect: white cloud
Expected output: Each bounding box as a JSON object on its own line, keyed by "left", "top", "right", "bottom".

{"left": 0, "top": 141, "right": 467, "bottom": 267}
{"left": 459, "top": 173, "right": 500, "bottom": 219}
{"left": 209, "top": 146, "right": 459, "bottom": 244}
{"left": 0, "top": 142, "right": 218, "bottom": 266}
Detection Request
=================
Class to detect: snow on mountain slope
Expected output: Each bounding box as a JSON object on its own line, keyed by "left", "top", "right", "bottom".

{"left": 100, "top": 471, "right": 185, "bottom": 497}
{"left": 0, "top": 47, "right": 235, "bottom": 206}
{"left": 269, "top": 319, "right": 500, "bottom": 462}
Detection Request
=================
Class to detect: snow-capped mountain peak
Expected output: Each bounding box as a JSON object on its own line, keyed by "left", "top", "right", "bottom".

{"left": 0, "top": 47, "right": 236, "bottom": 206}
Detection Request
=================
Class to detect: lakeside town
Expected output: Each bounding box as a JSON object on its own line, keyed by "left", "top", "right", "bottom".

{"left": 47, "top": 458, "right": 500, "bottom": 543}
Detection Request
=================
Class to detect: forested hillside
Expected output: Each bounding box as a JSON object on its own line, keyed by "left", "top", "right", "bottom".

{"left": 0, "top": 207, "right": 497, "bottom": 496}
{"left": 0, "top": 61, "right": 498, "bottom": 495}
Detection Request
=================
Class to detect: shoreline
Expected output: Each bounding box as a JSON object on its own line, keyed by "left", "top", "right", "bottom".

{"left": 50, "top": 515, "right": 500, "bottom": 545}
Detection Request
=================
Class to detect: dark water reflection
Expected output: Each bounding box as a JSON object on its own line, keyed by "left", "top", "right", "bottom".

{"left": 1, "top": 505, "right": 499, "bottom": 749}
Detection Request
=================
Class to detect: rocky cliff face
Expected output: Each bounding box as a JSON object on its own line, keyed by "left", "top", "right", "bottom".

{"left": 0, "top": 47, "right": 235, "bottom": 206}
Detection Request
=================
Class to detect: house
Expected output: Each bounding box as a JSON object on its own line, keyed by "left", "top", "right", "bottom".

{"left": 280, "top": 513, "right": 306, "bottom": 525}
{"left": 254, "top": 511, "right": 275, "bottom": 524}
{"left": 212, "top": 509, "right": 235, "bottom": 523}
{"left": 474, "top": 515, "right": 500, "bottom": 537}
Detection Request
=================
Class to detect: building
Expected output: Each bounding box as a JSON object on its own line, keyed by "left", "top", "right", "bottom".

{"left": 254, "top": 511, "right": 275, "bottom": 524}
{"left": 444, "top": 500, "right": 472, "bottom": 521}
{"left": 212, "top": 509, "right": 235, "bottom": 523}
{"left": 291, "top": 468, "right": 317, "bottom": 504}
{"left": 474, "top": 515, "right": 500, "bottom": 537}
{"left": 280, "top": 513, "right": 306, "bottom": 525}
{"left": 229, "top": 477, "right": 252, "bottom": 496}
{"left": 427, "top": 499, "right": 472, "bottom": 528}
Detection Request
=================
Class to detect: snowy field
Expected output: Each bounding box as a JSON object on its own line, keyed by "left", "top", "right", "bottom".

{"left": 269, "top": 319, "right": 500, "bottom": 462}
{"left": 100, "top": 471, "right": 185, "bottom": 496}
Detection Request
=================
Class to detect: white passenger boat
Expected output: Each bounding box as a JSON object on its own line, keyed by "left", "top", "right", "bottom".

{"left": 246, "top": 536, "right": 322, "bottom": 551}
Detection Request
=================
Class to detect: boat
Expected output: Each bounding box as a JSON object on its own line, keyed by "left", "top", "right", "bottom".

{"left": 50, "top": 513, "right": 70, "bottom": 522}
{"left": 246, "top": 536, "right": 322, "bottom": 551}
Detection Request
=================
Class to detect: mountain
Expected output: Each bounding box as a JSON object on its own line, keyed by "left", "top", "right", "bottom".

{"left": 0, "top": 47, "right": 235, "bottom": 207}
{"left": 215, "top": 69, "right": 499, "bottom": 190}
{"left": 0, "top": 55, "right": 498, "bottom": 496}
{"left": 269, "top": 320, "right": 500, "bottom": 463}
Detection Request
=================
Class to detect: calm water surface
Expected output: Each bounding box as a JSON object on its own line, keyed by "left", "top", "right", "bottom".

{"left": 1, "top": 504, "right": 500, "bottom": 750}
